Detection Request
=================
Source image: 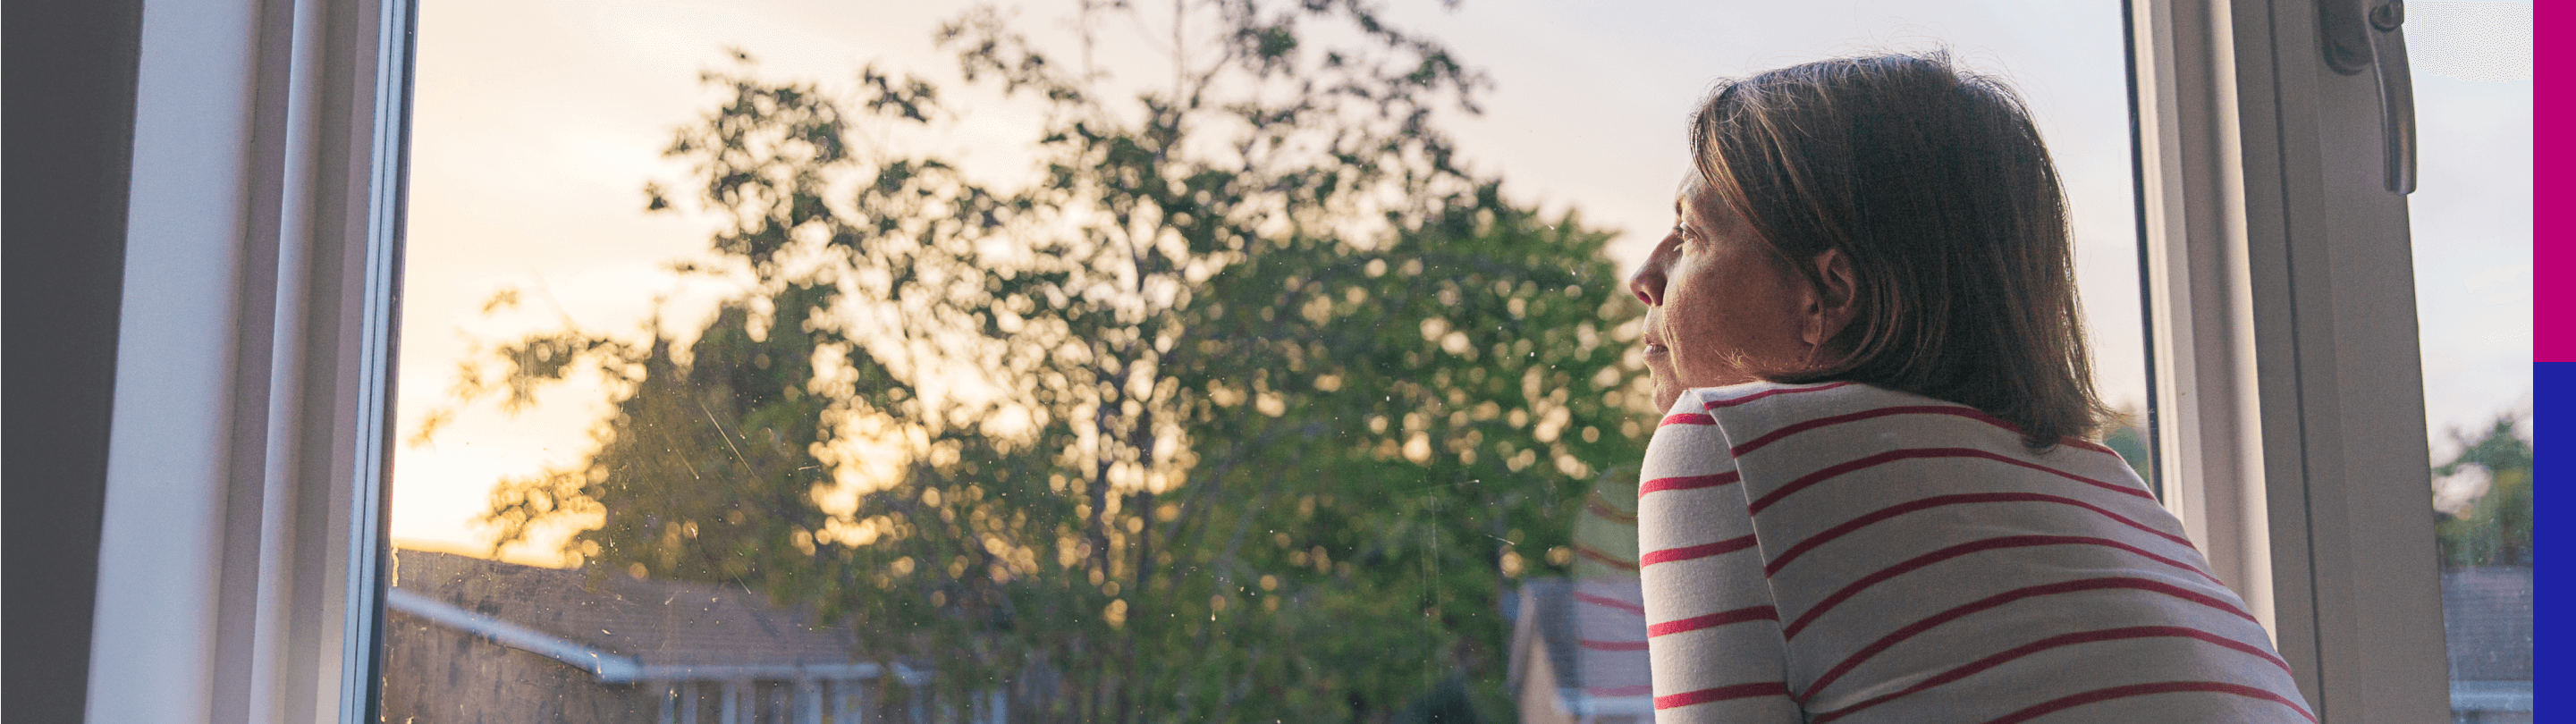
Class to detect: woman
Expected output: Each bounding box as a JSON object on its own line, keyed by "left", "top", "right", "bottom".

{"left": 1625, "top": 54, "right": 2313, "bottom": 722}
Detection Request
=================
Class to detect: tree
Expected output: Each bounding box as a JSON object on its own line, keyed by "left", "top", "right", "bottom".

{"left": 2433, "top": 414, "right": 2532, "bottom": 568}
{"left": 2099, "top": 406, "right": 2152, "bottom": 484}
{"left": 427, "top": 3, "right": 1652, "bottom": 721}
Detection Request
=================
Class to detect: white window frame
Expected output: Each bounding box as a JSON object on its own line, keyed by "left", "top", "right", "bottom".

{"left": 79, "top": 0, "right": 2453, "bottom": 720}
{"left": 85, "top": 0, "right": 410, "bottom": 721}
{"left": 2131, "top": 0, "right": 2450, "bottom": 720}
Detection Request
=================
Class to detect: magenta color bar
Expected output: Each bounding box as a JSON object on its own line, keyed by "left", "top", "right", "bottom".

{"left": 2540, "top": 0, "right": 2569, "bottom": 360}
{"left": 2536, "top": 2, "right": 2563, "bottom": 712}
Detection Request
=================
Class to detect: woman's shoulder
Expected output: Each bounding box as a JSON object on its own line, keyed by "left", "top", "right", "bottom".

{"left": 1675, "top": 380, "right": 1928, "bottom": 412}
{"left": 1669, "top": 381, "right": 2133, "bottom": 480}
{"left": 1671, "top": 381, "right": 1966, "bottom": 436}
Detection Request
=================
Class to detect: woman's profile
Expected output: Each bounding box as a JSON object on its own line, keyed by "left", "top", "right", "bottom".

{"left": 1625, "top": 53, "right": 2315, "bottom": 722}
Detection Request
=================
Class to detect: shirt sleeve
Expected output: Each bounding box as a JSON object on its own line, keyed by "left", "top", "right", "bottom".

{"left": 1701, "top": 383, "right": 2315, "bottom": 724}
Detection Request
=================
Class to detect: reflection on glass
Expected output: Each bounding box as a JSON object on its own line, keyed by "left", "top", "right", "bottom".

{"left": 380, "top": 2, "right": 2144, "bottom": 722}
{"left": 2405, "top": 3, "right": 2534, "bottom": 721}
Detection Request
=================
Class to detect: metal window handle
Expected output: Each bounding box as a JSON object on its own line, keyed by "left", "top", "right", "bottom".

{"left": 2320, "top": 0, "right": 2419, "bottom": 194}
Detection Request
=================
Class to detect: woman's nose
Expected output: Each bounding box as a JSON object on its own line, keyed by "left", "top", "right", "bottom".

{"left": 1629, "top": 258, "right": 1665, "bottom": 307}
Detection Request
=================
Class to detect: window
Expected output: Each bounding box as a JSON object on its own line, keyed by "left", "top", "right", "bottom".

{"left": 2129, "top": 0, "right": 2467, "bottom": 719}
{"left": 76, "top": 0, "right": 410, "bottom": 721}
{"left": 2403, "top": 3, "right": 2535, "bottom": 720}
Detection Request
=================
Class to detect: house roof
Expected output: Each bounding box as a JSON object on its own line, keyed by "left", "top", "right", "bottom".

{"left": 1511, "top": 577, "right": 1583, "bottom": 694}
{"left": 2441, "top": 566, "right": 2532, "bottom": 682}
{"left": 1508, "top": 577, "right": 1653, "bottom": 719}
{"left": 390, "top": 548, "right": 909, "bottom": 682}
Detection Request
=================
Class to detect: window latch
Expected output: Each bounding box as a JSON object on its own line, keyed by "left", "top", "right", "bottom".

{"left": 2319, "top": 0, "right": 2418, "bottom": 194}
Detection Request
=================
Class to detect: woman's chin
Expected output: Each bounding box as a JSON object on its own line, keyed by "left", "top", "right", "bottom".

{"left": 1651, "top": 378, "right": 1682, "bottom": 415}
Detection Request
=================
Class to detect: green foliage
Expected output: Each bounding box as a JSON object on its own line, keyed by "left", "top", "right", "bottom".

{"left": 433, "top": 4, "right": 1651, "bottom": 722}
{"left": 2100, "top": 419, "right": 2151, "bottom": 484}
{"left": 2434, "top": 414, "right": 2533, "bottom": 568}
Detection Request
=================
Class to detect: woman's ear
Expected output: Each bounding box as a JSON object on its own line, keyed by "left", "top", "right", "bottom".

{"left": 1802, "top": 248, "right": 1859, "bottom": 348}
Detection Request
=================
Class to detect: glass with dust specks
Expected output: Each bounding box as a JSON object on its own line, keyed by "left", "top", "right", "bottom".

{"left": 375, "top": 2, "right": 2152, "bottom": 722}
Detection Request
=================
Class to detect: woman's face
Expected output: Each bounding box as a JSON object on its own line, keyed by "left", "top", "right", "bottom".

{"left": 1628, "top": 178, "right": 1818, "bottom": 412}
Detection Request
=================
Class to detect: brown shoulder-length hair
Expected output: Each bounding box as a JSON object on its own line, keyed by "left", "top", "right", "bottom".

{"left": 1693, "top": 52, "right": 2110, "bottom": 450}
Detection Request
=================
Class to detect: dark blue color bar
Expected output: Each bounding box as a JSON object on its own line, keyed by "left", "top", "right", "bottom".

{"left": 2537, "top": 362, "right": 2564, "bottom": 720}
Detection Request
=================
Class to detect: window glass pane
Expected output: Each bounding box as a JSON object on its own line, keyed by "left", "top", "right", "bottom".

{"left": 379, "top": 3, "right": 2146, "bottom": 721}
{"left": 2403, "top": 3, "right": 2535, "bottom": 721}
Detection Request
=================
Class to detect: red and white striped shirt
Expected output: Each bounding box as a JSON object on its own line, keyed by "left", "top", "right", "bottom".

{"left": 1636, "top": 382, "right": 2313, "bottom": 723}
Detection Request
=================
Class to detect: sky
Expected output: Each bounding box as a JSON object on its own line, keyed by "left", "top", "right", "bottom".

{"left": 390, "top": 0, "right": 2530, "bottom": 563}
